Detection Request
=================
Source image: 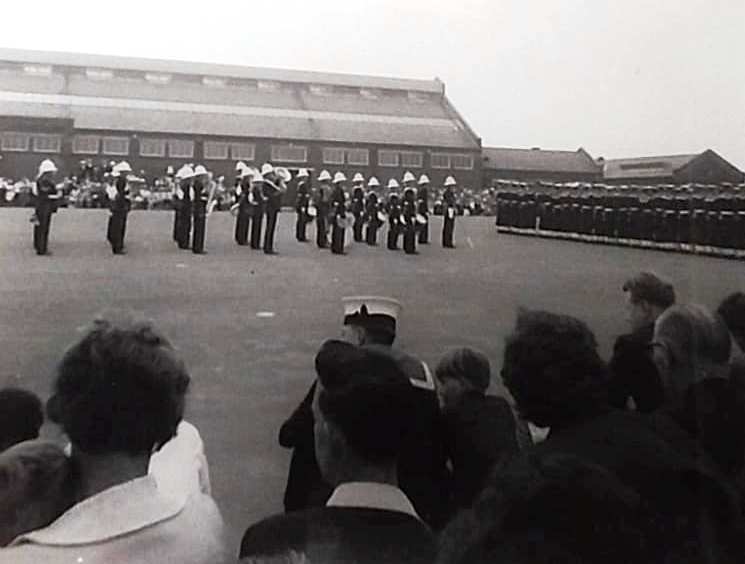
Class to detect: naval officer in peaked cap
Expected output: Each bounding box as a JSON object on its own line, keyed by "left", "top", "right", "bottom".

{"left": 278, "top": 296, "right": 451, "bottom": 530}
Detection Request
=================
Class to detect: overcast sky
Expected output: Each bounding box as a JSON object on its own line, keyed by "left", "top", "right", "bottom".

{"left": 4, "top": 0, "right": 744, "bottom": 168}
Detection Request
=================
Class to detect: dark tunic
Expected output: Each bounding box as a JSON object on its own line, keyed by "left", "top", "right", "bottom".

{"left": 608, "top": 323, "right": 664, "bottom": 412}
{"left": 441, "top": 391, "right": 519, "bottom": 510}
{"left": 240, "top": 507, "right": 436, "bottom": 564}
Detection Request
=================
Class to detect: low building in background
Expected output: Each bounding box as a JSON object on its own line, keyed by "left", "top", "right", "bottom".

{"left": 600, "top": 150, "right": 744, "bottom": 185}
{"left": 482, "top": 147, "right": 602, "bottom": 185}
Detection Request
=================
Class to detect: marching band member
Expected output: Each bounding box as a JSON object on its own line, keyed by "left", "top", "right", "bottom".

{"left": 417, "top": 174, "right": 431, "bottom": 244}
{"left": 233, "top": 164, "right": 253, "bottom": 246}
{"left": 249, "top": 171, "right": 266, "bottom": 250}
{"left": 262, "top": 163, "right": 287, "bottom": 255}
{"left": 190, "top": 165, "right": 210, "bottom": 254}
{"left": 174, "top": 165, "right": 195, "bottom": 250}
{"left": 295, "top": 169, "right": 311, "bottom": 242}
{"left": 315, "top": 170, "right": 332, "bottom": 249}
{"left": 364, "top": 176, "right": 383, "bottom": 246}
{"left": 330, "top": 172, "right": 348, "bottom": 255}
{"left": 107, "top": 161, "right": 132, "bottom": 255}
{"left": 351, "top": 173, "right": 366, "bottom": 242}
{"left": 32, "top": 159, "right": 61, "bottom": 256}
{"left": 442, "top": 175, "right": 457, "bottom": 248}
{"left": 386, "top": 179, "right": 403, "bottom": 251}
{"left": 402, "top": 184, "right": 418, "bottom": 255}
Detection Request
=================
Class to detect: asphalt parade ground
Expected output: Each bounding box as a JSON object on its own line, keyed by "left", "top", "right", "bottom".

{"left": 1, "top": 207, "right": 742, "bottom": 549}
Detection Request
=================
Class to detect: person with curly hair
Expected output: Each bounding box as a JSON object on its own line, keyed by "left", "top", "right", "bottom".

{"left": 0, "top": 317, "right": 228, "bottom": 564}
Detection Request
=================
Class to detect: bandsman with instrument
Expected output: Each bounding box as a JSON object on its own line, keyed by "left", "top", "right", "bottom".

{"left": 364, "top": 176, "right": 383, "bottom": 246}
{"left": 351, "top": 173, "right": 366, "bottom": 242}
{"left": 442, "top": 175, "right": 457, "bottom": 248}
{"left": 106, "top": 161, "right": 132, "bottom": 255}
{"left": 386, "top": 179, "right": 403, "bottom": 251}
{"left": 190, "top": 165, "right": 212, "bottom": 254}
{"left": 330, "top": 172, "right": 349, "bottom": 255}
{"left": 314, "top": 170, "right": 332, "bottom": 249}
{"left": 32, "top": 158, "right": 61, "bottom": 256}
{"left": 417, "top": 174, "right": 431, "bottom": 244}
{"left": 173, "top": 165, "right": 194, "bottom": 250}
{"left": 232, "top": 163, "right": 254, "bottom": 246}
{"left": 402, "top": 183, "right": 419, "bottom": 255}
{"left": 249, "top": 170, "right": 266, "bottom": 250}
{"left": 295, "top": 168, "right": 311, "bottom": 242}
{"left": 263, "top": 163, "right": 288, "bottom": 255}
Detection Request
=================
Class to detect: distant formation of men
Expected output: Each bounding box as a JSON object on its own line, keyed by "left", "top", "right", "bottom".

{"left": 27, "top": 157, "right": 462, "bottom": 257}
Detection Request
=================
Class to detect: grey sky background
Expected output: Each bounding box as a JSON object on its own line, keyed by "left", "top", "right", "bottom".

{"left": 5, "top": 0, "right": 744, "bottom": 168}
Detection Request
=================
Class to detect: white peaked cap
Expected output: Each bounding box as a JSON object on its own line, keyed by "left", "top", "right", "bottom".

{"left": 444, "top": 175, "right": 457, "bottom": 187}
{"left": 403, "top": 171, "right": 416, "bottom": 183}
{"left": 37, "top": 159, "right": 57, "bottom": 176}
{"left": 261, "top": 163, "right": 274, "bottom": 176}
{"left": 235, "top": 161, "right": 247, "bottom": 171}
{"left": 333, "top": 172, "right": 347, "bottom": 184}
{"left": 367, "top": 176, "right": 380, "bottom": 187}
{"left": 176, "top": 165, "right": 195, "bottom": 179}
{"left": 296, "top": 168, "right": 309, "bottom": 178}
{"left": 387, "top": 178, "right": 400, "bottom": 189}
{"left": 352, "top": 173, "right": 365, "bottom": 183}
{"left": 342, "top": 296, "right": 402, "bottom": 321}
{"left": 194, "top": 165, "right": 208, "bottom": 176}
{"left": 418, "top": 174, "right": 430, "bottom": 185}
{"left": 318, "top": 170, "right": 332, "bottom": 182}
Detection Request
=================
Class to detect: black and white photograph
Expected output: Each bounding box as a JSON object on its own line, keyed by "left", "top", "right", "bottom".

{"left": 0, "top": 1, "right": 744, "bottom": 562}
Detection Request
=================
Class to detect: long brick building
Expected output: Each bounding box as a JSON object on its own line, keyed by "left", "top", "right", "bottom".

{"left": 0, "top": 48, "right": 482, "bottom": 187}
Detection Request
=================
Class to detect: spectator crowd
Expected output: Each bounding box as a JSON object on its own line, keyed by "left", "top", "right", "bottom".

{"left": 0, "top": 277, "right": 744, "bottom": 563}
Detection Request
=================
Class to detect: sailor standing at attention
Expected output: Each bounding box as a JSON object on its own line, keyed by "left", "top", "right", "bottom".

{"left": 330, "top": 172, "right": 348, "bottom": 255}
{"left": 315, "top": 170, "right": 332, "bottom": 249}
{"left": 442, "top": 175, "right": 458, "bottom": 249}
{"left": 350, "top": 173, "right": 366, "bottom": 243}
{"left": 295, "top": 168, "right": 311, "bottom": 242}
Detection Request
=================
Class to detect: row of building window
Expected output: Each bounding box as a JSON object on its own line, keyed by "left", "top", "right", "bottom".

{"left": 0, "top": 132, "right": 474, "bottom": 169}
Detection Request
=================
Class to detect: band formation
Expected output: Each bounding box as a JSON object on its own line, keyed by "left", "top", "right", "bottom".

{"left": 29, "top": 158, "right": 461, "bottom": 256}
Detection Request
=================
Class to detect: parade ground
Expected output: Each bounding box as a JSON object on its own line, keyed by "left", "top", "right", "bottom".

{"left": 1, "top": 207, "right": 742, "bottom": 549}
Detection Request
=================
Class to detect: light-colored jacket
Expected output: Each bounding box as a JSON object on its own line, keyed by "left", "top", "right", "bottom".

{"left": 0, "top": 476, "right": 228, "bottom": 564}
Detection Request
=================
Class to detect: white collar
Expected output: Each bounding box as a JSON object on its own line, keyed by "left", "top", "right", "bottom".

{"left": 326, "top": 482, "right": 419, "bottom": 519}
{"left": 13, "top": 475, "right": 183, "bottom": 546}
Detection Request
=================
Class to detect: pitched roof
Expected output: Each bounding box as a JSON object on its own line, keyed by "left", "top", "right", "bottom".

{"left": 482, "top": 147, "right": 600, "bottom": 173}
{"left": 0, "top": 47, "right": 443, "bottom": 94}
{"left": 602, "top": 154, "right": 698, "bottom": 179}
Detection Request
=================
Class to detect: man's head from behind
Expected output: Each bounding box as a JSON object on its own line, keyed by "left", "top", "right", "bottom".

{"left": 340, "top": 297, "right": 401, "bottom": 347}
{"left": 652, "top": 304, "right": 732, "bottom": 401}
{"left": 0, "top": 388, "right": 44, "bottom": 452}
{"left": 717, "top": 292, "right": 745, "bottom": 352}
{"left": 312, "top": 340, "right": 414, "bottom": 486}
{"left": 622, "top": 272, "right": 676, "bottom": 331}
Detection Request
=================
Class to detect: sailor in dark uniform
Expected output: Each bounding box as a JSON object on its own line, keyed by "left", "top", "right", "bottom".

{"left": 442, "top": 175, "right": 457, "bottom": 248}
{"left": 417, "top": 174, "right": 431, "bottom": 244}
{"left": 32, "top": 159, "right": 61, "bottom": 256}
{"left": 402, "top": 185, "right": 418, "bottom": 255}
{"left": 174, "top": 165, "right": 194, "bottom": 250}
{"left": 294, "top": 168, "right": 311, "bottom": 242}
{"left": 190, "top": 165, "right": 211, "bottom": 254}
{"left": 106, "top": 161, "right": 132, "bottom": 255}
{"left": 277, "top": 297, "right": 451, "bottom": 531}
{"left": 262, "top": 163, "right": 286, "bottom": 255}
{"left": 330, "top": 172, "right": 348, "bottom": 255}
{"left": 350, "top": 173, "right": 366, "bottom": 242}
{"left": 386, "top": 179, "right": 403, "bottom": 250}
{"left": 315, "top": 170, "right": 332, "bottom": 249}
{"left": 249, "top": 172, "right": 266, "bottom": 250}
{"left": 364, "top": 176, "right": 383, "bottom": 246}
